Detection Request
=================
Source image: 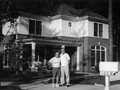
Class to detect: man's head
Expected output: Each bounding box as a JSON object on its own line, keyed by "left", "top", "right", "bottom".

{"left": 61, "top": 45, "right": 65, "bottom": 54}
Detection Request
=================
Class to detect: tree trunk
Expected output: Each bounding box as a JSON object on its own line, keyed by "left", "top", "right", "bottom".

{"left": 109, "top": 0, "right": 113, "bottom": 61}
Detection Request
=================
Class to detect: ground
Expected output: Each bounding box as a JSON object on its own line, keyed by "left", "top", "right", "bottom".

{"left": 1, "top": 71, "right": 120, "bottom": 90}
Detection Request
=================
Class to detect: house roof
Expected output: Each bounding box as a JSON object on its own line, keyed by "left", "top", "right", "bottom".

{"left": 7, "top": 4, "right": 108, "bottom": 22}
{"left": 51, "top": 3, "right": 108, "bottom": 22}
{"left": 51, "top": 3, "right": 79, "bottom": 17}
{"left": 17, "top": 34, "right": 82, "bottom": 47}
{"left": 17, "top": 11, "right": 50, "bottom": 21}
{"left": 78, "top": 9, "right": 108, "bottom": 21}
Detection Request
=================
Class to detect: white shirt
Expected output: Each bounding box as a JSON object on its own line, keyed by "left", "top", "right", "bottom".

{"left": 49, "top": 57, "right": 61, "bottom": 68}
{"left": 60, "top": 53, "right": 70, "bottom": 66}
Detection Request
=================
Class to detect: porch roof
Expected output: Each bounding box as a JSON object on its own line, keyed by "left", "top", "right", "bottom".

{"left": 17, "top": 34, "right": 82, "bottom": 47}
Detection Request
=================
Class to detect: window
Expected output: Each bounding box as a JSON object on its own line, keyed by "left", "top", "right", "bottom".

{"left": 91, "top": 46, "right": 106, "bottom": 67}
{"left": 36, "top": 21, "right": 41, "bottom": 35}
{"left": 29, "top": 20, "right": 35, "bottom": 34}
{"left": 68, "top": 22, "right": 72, "bottom": 27}
{"left": 94, "top": 23, "right": 103, "bottom": 37}
{"left": 3, "top": 45, "right": 11, "bottom": 67}
{"left": 29, "top": 19, "right": 42, "bottom": 35}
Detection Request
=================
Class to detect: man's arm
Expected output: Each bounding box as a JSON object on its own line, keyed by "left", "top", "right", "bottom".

{"left": 66, "top": 53, "right": 70, "bottom": 65}
{"left": 66, "top": 53, "right": 70, "bottom": 61}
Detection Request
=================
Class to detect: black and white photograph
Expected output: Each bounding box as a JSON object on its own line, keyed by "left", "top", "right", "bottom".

{"left": 0, "top": 0, "right": 120, "bottom": 90}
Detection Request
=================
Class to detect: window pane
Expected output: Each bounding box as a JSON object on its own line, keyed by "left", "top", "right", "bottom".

{"left": 29, "top": 20, "right": 35, "bottom": 34}
{"left": 94, "top": 23, "right": 98, "bottom": 36}
{"left": 101, "top": 51, "right": 105, "bottom": 61}
{"left": 99, "top": 24, "right": 103, "bottom": 37}
{"left": 101, "top": 47, "right": 105, "bottom": 50}
{"left": 36, "top": 21, "right": 42, "bottom": 35}
{"left": 91, "top": 50, "right": 95, "bottom": 67}
{"left": 96, "top": 46, "right": 100, "bottom": 50}
{"left": 91, "top": 46, "right": 95, "bottom": 49}
{"left": 97, "top": 51, "right": 100, "bottom": 66}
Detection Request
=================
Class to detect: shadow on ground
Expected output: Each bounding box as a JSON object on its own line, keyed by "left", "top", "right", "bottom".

{"left": 1, "top": 71, "right": 120, "bottom": 89}
{"left": 44, "top": 72, "right": 105, "bottom": 86}
{"left": 44, "top": 73, "right": 120, "bottom": 86}
{"left": 0, "top": 86, "right": 22, "bottom": 90}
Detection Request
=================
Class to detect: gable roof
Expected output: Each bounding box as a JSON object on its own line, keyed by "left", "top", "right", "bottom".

{"left": 51, "top": 3, "right": 108, "bottom": 22}
{"left": 51, "top": 3, "right": 79, "bottom": 17}
{"left": 78, "top": 9, "right": 108, "bottom": 21}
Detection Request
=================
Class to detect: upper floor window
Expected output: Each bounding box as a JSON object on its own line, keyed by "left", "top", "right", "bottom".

{"left": 94, "top": 23, "right": 103, "bottom": 37}
{"left": 29, "top": 19, "right": 42, "bottom": 35}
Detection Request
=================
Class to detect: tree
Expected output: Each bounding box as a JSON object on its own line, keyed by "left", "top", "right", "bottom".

{"left": 6, "top": 41, "right": 24, "bottom": 74}
{"left": 0, "top": 0, "right": 19, "bottom": 77}
{"left": 109, "top": 0, "right": 113, "bottom": 61}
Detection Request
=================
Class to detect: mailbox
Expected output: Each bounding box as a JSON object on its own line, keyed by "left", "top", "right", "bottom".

{"left": 99, "top": 62, "right": 119, "bottom": 72}
{"left": 99, "top": 62, "right": 119, "bottom": 90}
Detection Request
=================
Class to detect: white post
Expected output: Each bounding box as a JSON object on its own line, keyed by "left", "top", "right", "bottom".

{"left": 105, "top": 76, "right": 110, "bottom": 90}
{"left": 76, "top": 46, "right": 80, "bottom": 70}
{"left": 32, "top": 42, "right": 36, "bottom": 62}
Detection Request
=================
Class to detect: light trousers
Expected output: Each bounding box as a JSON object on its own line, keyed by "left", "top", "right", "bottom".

{"left": 60, "top": 65, "right": 70, "bottom": 84}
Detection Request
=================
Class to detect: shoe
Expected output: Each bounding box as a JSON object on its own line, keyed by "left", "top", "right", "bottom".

{"left": 56, "top": 84, "right": 59, "bottom": 87}
{"left": 52, "top": 84, "right": 55, "bottom": 87}
{"left": 59, "top": 84, "right": 64, "bottom": 87}
{"left": 67, "top": 85, "right": 70, "bottom": 87}
{"left": 67, "top": 83, "right": 70, "bottom": 87}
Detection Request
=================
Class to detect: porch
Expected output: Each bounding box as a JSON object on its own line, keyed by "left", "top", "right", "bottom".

{"left": 18, "top": 34, "right": 83, "bottom": 71}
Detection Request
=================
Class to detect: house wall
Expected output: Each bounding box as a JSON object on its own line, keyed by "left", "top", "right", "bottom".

{"left": 77, "top": 20, "right": 88, "bottom": 37}
{"left": 43, "top": 19, "right": 62, "bottom": 37}
{"left": 103, "top": 24, "right": 109, "bottom": 38}
{"left": 42, "top": 20, "right": 51, "bottom": 36}
{"left": 81, "top": 37, "right": 109, "bottom": 72}
{"left": 18, "top": 16, "right": 29, "bottom": 34}
{"left": 2, "top": 15, "right": 109, "bottom": 40}
{"left": 61, "top": 19, "right": 78, "bottom": 37}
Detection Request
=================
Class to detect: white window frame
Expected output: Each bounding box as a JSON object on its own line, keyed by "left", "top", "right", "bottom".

{"left": 29, "top": 19, "right": 42, "bottom": 35}
{"left": 94, "top": 22, "right": 103, "bottom": 37}
{"left": 91, "top": 45, "right": 106, "bottom": 67}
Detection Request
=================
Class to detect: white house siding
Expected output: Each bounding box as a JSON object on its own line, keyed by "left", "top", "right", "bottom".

{"left": 42, "top": 20, "right": 52, "bottom": 37}
{"left": 47, "top": 19, "right": 62, "bottom": 37}
{"left": 103, "top": 24, "right": 109, "bottom": 39}
{"left": 77, "top": 20, "right": 88, "bottom": 37}
{"left": 61, "top": 19, "right": 78, "bottom": 37}
{"left": 18, "top": 16, "right": 29, "bottom": 34}
{"left": 88, "top": 20, "right": 94, "bottom": 37}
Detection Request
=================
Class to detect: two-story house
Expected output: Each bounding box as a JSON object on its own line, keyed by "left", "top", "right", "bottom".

{"left": 2, "top": 4, "right": 109, "bottom": 72}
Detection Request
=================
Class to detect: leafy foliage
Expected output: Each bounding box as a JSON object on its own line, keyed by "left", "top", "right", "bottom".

{"left": 3, "top": 40, "right": 28, "bottom": 75}
{"left": 0, "top": 0, "right": 19, "bottom": 24}
{"left": 0, "top": 0, "right": 20, "bottom": 74}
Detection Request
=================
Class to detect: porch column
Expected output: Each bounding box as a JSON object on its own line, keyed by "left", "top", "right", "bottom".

{"left": 76, "top": 46, "right": 80, "bottom": 70}
{"left": 31, "top": 42, "right": 36, "bottom": 62}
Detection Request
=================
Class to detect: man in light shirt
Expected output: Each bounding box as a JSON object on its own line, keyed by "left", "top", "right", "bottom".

{"left": 49, "top": 51, "right": 61, "bottom": 87}
{"left": 60, "top": 46, "right": 70, "bottom": 87}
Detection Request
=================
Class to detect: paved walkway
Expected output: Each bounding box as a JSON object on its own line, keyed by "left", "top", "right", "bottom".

{"left": 20, "top": 83, "right": 120, "bottom": 90}
{"left": 1, "top": 72, "right": 120, "bottom": 90}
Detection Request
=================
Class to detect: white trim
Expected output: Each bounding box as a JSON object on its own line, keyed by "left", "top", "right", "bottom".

{"left": 91, "top": 45, "right": 106, "bottom": 67}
